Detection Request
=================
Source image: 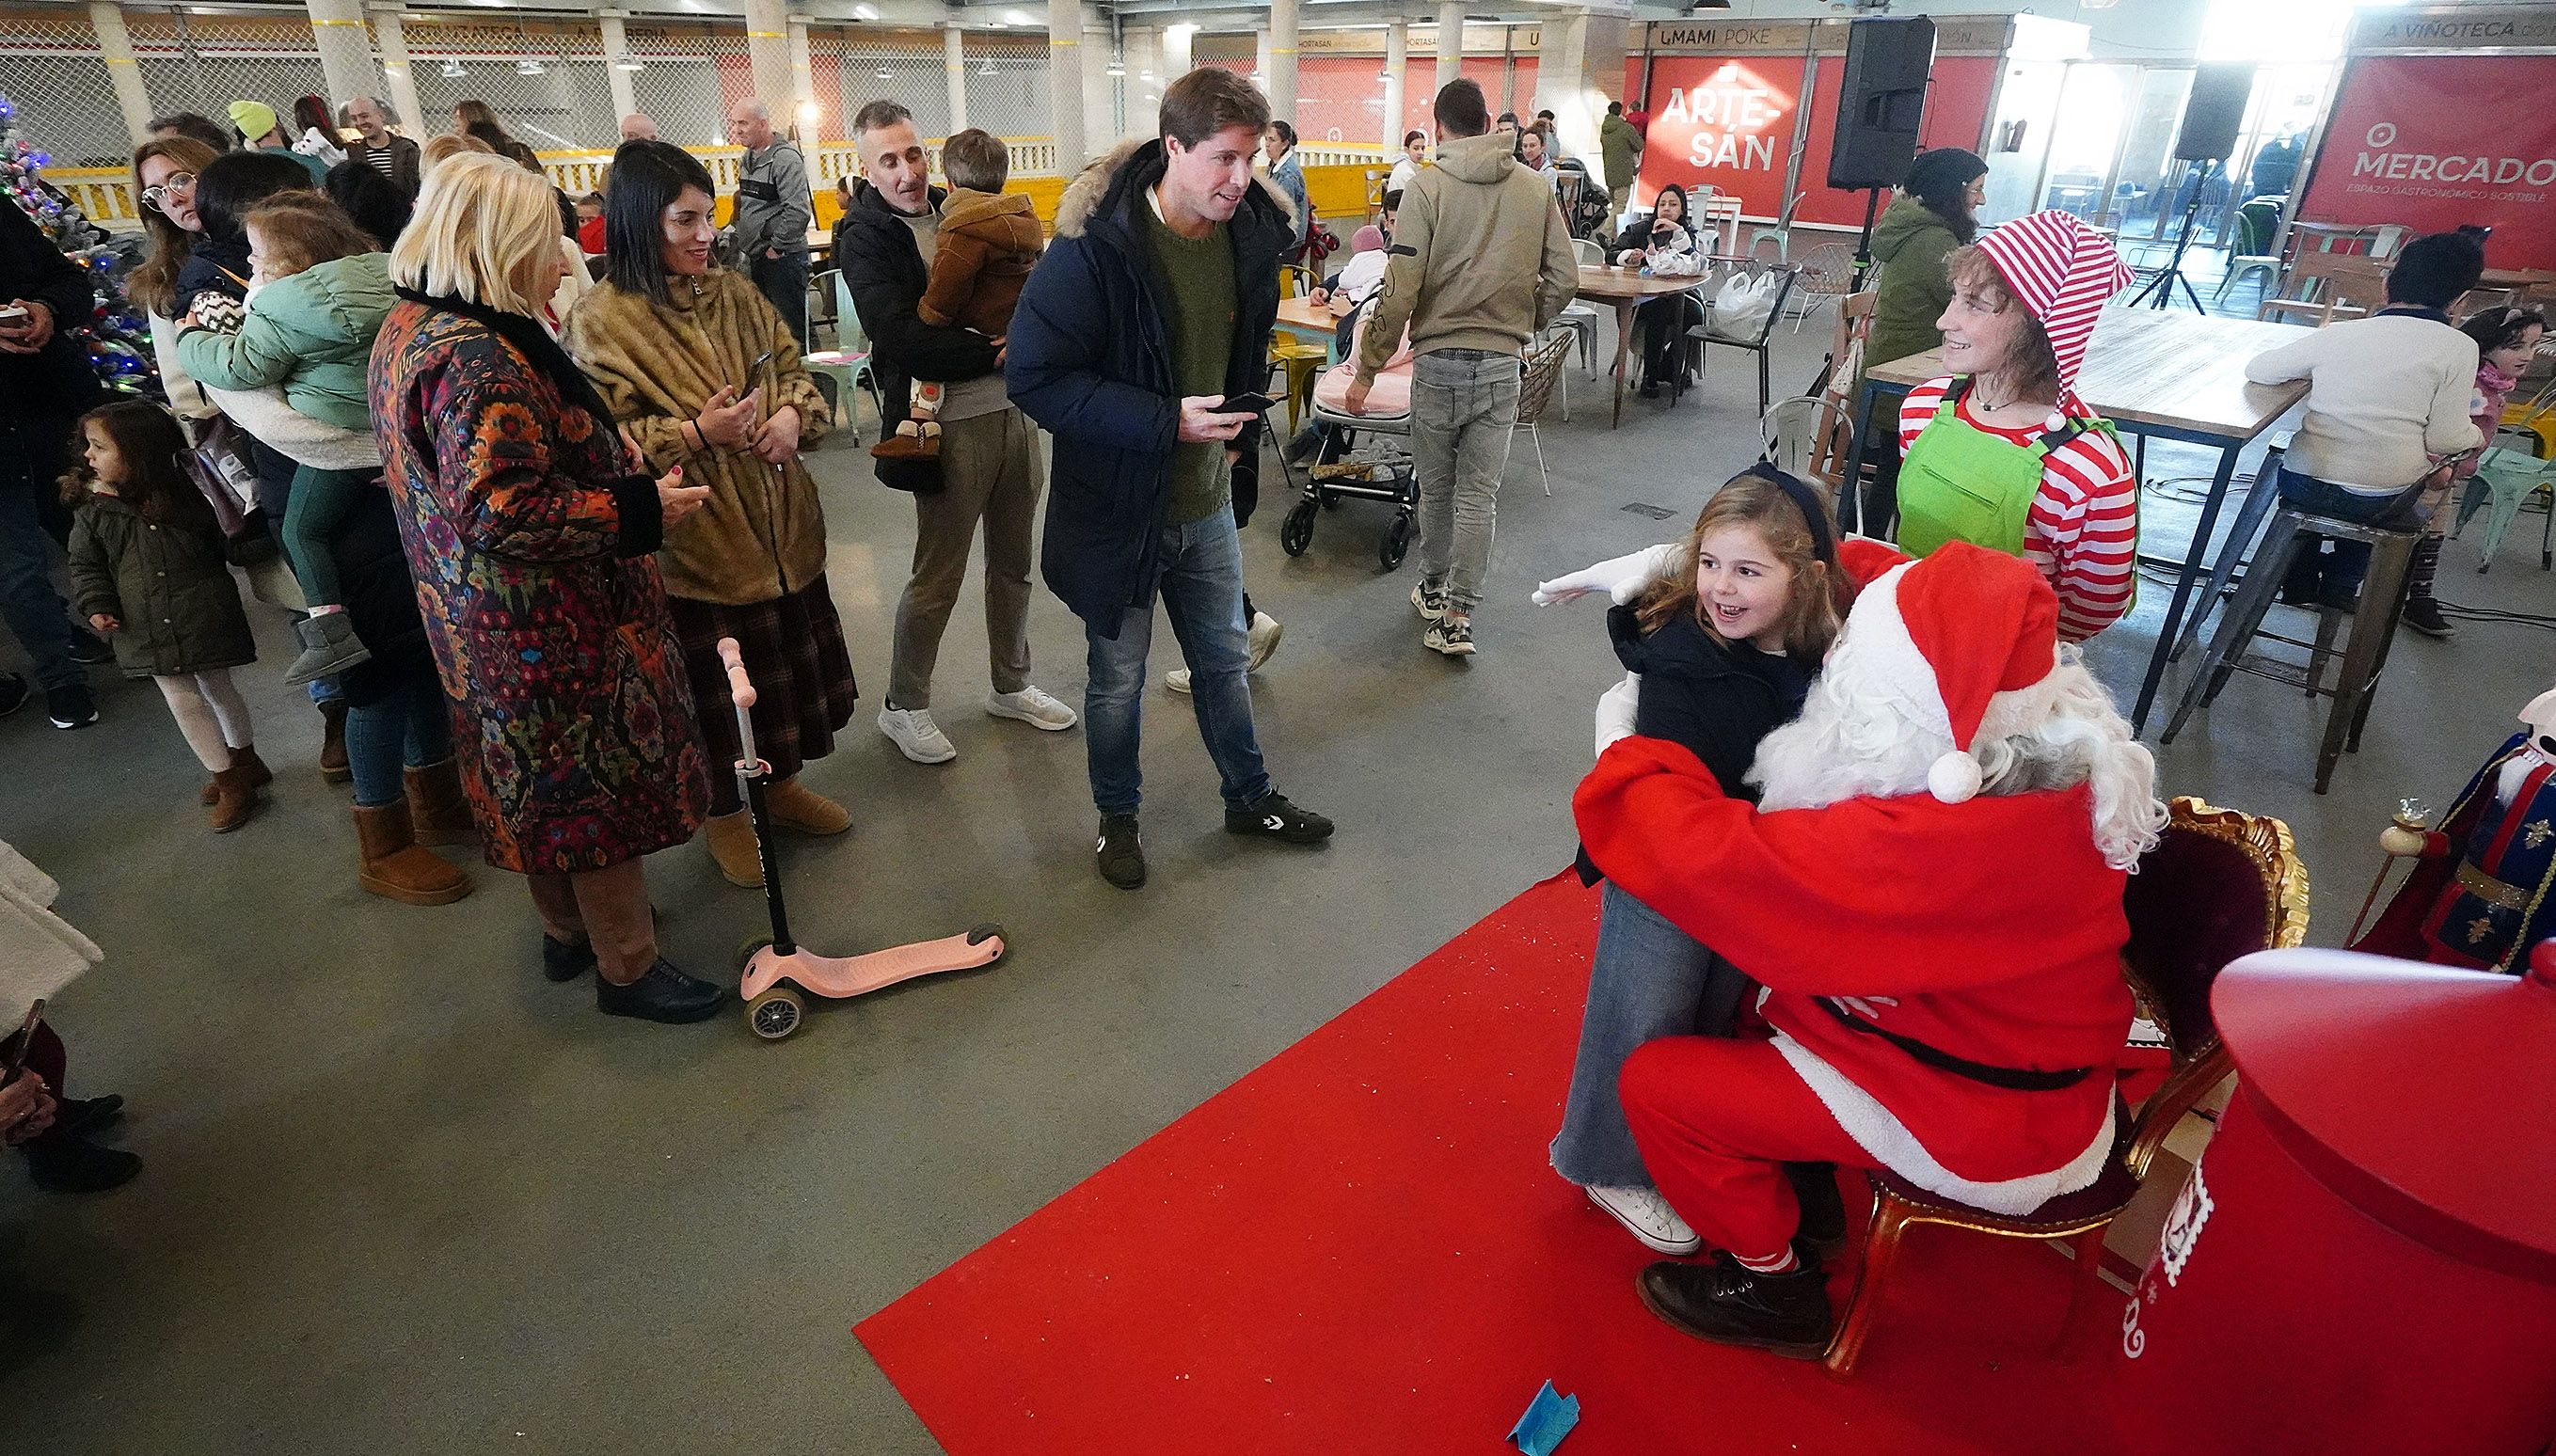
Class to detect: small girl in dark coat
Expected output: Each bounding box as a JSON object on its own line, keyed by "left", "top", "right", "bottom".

{"left": 1552, "top": 466, "right": 1848, "bottom": 1257}
{"left": 64, "top": 401, "right": 267, "bottom": 831}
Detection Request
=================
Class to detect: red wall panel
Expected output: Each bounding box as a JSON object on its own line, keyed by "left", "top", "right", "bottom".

{"left": 2297, "top": 53, "right": 2556, "bottom": 270}
{"left": 1633, "top": 55, "right": 1805, "bottom": 217}
{"left": 1794, "top": 55, "right": 1997, "bottom": 229}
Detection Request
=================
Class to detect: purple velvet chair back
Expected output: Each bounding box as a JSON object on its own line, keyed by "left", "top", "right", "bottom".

{"left": 2120, "top": 799, "right": 2310, "bottom": 1064}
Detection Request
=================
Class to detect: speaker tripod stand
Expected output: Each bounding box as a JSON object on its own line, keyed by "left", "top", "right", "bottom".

{"left": 2126, "top": 156, "right": 2219, "bottom": 313}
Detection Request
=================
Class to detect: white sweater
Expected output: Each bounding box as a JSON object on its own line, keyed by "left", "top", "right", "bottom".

{"left": 2245, "top": 312, "right": 2482, "bottom": 494}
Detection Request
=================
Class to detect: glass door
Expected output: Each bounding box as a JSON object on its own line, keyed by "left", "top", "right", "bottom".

{"left": 2040, "top": 63, "right": 2136, "bottom": 224}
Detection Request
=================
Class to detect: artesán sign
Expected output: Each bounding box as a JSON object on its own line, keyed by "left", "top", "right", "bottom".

{"left": 2296, "top": 54, "right": 2556, "bottom": 268}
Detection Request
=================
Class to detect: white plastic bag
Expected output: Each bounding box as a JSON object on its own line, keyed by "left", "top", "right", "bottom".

{"left": 1712, "top": 269, "right": 1781, "bottom": 339}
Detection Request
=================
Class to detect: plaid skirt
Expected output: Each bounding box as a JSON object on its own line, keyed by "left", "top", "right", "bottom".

{"left": 671, "top": 578, "right": 858, "bottom": 814}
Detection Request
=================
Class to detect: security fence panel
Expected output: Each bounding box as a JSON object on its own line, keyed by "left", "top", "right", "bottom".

{"left": 128, "top": 11, "right": 329, "bottom": 133}
{"left": 831, "top": 33, "right": 950, "bottom": 142}
{"left": 0, "top": 8, "right": 126, "bottom": 167}
{"left": 962, "top": 38, "right": 1046, "bottom": 145}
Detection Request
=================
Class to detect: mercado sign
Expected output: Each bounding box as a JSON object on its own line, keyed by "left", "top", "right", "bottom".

{"left": 2297, "top": 52, "right": 2556, "bottom": 267}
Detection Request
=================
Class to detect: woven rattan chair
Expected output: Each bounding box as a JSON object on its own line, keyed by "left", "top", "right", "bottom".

{"left": 1513, "top": 333, "right": 1578, "bottom": 498}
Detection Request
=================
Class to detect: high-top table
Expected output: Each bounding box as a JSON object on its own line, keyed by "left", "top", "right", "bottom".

{"left": 1577, "top": 264, "right": 1713, "bottom": 428}
{"left": 1844, "top": 305, "right": 2314, "bottom": 736}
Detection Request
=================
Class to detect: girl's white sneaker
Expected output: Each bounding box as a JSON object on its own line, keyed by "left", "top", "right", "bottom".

{"left": 1586, "top": 1182, "right": 1703, "bottom": 1257}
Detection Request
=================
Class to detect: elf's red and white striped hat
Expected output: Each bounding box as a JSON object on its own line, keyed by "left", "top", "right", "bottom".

{"left": 1852, "top": 542, "right": 2065, "bottom": 803}
{"left": 1975, "top": 210, "right": 2131, "bottom": 389}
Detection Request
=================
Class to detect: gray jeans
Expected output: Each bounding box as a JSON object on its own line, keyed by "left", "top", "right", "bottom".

{"left": 886, "top": 405, "right": 1043, "bottom": 709}
{"left": 1407, "top": 347, "right": 1520, "bottom": 615}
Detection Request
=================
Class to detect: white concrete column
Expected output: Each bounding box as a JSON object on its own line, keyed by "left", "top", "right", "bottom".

{"left": 1080, "top": 4, "right": 1116, "bottom": 152}
{"left": 88, "top": 2, "right": 154, "bottom": 148}
{"left": 744, "top": 0, "right": 794, "bottom": 125}
{"left": 303, "top": 0, "right": 380, "bottom": 111}
{"left": 1267, "top": 0, "right": 1298, "bottom": 120}
{"left": 1048, "top": 0, "right": 1085, "bottom": 167}
{"left": 599, "top": 14, "right": 639, "bottom": 128}
{"left": 944, "top": 24, "right": 968, "bottom": 133}
{"left": 787, "top": 17, "right": 816, "bottom": 138}
{"left": 1435, "top": 2, "right": 1465, "bottom": 112}
{"left": 1164, "top": 24, "right": 1194, "bottom": 81}
{"left": 1382, "top": 21, "right": 1406, "bottom": 150}
{"left": 372, "top": 9, "right": 425, "bottom": 139}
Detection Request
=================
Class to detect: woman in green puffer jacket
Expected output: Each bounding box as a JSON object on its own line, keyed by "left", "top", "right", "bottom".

{"left": 175, "top": 194, "right": 394, "bottom": 685}
{"left": 1857, "top": 148, "right": 1987, "bottom": 530}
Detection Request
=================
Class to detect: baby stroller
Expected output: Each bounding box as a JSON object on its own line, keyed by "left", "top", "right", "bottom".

{"left": 1275, "top": 388, "right": 1420, "bottom": 571}
{"left": 1556, "top": 158, "right": 1612, "bottom": 241}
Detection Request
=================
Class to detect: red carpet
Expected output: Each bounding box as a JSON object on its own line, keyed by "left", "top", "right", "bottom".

{"left": 857, "top": 873, "right": 2126, "bottom": 1455}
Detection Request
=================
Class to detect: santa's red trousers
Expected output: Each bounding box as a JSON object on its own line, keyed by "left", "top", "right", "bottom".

{"left": 1619, "top": 1035, "right": 1876, "bottom": 1260}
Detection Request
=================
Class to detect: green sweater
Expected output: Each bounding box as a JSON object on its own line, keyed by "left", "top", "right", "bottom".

{"left": 1143, "top": 206, "right": 1236, "bottom": 525}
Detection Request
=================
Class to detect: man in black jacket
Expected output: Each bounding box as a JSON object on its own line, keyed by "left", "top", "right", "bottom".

{"left": 338, "top": 96, "right": 421, "bottom": 198}
{"left": 0, "top": 198, "right": 103, "bottom": 726}
{"left": 835, "top": 99, "right": 1076, "bottom": 768}
{"left": 1007, "top": 68, "right": 1332, "bottom": 890}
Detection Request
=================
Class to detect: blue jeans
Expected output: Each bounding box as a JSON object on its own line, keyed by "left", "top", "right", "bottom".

{"left": 0, "top": 419, "right": 82, "bottom": 693}
{"left": 1083, "top": 505, "right": 1271, "bottom": 817}
{"left": 344, "top": 673, "right": 452, "bottom": 809}
{"left": 2277, "top": 465, "right": 2427, "bottom": 596}
{"left": 1549, "top": 882, "right": 1754, "bottom": 1189}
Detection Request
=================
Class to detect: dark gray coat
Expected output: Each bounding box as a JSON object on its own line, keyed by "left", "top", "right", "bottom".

{"left": 67, "top": 492, "right": 257, "bottom": 678}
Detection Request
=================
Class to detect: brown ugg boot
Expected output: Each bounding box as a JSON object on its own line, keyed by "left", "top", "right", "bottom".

{"left": 318, "top": 699, "right": 351, "bottom": 784}
{"left": 353, "top": 800, "right": 473, "bottom": 905}
{"left": 207, "top": 766, "right": 260, "bottom": 831}
{"left": 404, "top": 757, "right": 479, "bottom": 847}
{"left": 703, "top": 809, "right": 764, "bottom": 888}
{"left": 765, "top": 776, "right": 851, "bottom": 835}
{"left": 205, "top": 744, "right": 276, "bottom": 803}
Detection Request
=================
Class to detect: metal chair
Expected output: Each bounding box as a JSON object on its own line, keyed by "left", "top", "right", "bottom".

{"left": 2452, "top": 446, "right": 2556, "bottom": 572}
{"left": 1823, "top": 796, "right": 2310, "bottom": 1375}
{"left": 1681, "top": 259, "right": 1799, "bottom": 416}
{"left": 2214, "top": 199, "right": 2283, "bottom": 303}
{"left": 1785, "top": 241, "right": 1853, "bottom": 333}
{"left": 1760, "top": 396, "right": 1853, "bottom": 491}
{"left": 1513, "top": 332, "right": 1578, "bottom": 498}
{"left": 2162, "top": 501, "right": 2424, "bottom": 794}
{"left": 1561, "top": 239, "right": 1605, "bottom": 377}
{"left": 803, "top": 270, "right": 881, "bottom": 444}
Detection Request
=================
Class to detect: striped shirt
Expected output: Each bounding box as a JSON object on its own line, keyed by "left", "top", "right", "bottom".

{"left": 364, "top": 146, "right": 396, "bottom": 179}
{"left": 1898, "top": 375, "right": 2138, "bottom": 641}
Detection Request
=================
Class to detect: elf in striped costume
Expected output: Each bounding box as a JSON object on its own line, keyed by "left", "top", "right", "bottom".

{"left": 1894, "top": 210, "right": 2139, "bottom": 642}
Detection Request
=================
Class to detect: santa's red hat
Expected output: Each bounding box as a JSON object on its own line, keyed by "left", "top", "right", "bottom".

{"left": 1850, "top": 542, "right": 2065, "bottom": 802}
{"left": 1974, "top": 209, "right": 2130, "bottom": 389}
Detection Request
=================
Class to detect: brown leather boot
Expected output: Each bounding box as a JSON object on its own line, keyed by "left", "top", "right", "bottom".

{"left": 404, "top": 757, "right": 480, "bottom": 847}
{"left": 318, "top": 699, "right": 351, "bottom": 784}
{"left": 206, "top": 745, "right": 275, "bottom": 803}
{"left": 353, "top": 800, "right": 473, "bottom": 905}
{"left": 703, "top": 809, "right": 764, "bottom": 888}
{"left": 208, "top": 765, "right": 260, "bottom": 832}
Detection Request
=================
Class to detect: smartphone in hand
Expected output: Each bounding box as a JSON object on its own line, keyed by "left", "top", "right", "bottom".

{"left": 1215, "top": 391, "right": 1278, "bottom": 417}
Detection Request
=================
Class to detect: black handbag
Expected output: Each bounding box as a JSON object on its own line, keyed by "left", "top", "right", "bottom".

{"left": 176, "top": 415, "right": 278, "bottom": 563}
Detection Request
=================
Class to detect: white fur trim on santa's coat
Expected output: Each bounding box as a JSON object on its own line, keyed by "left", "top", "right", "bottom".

{"left": 1851, "top": 563, "right": 2070, "bottom": 765}
{"left": 1770, "top": 1027, "right": 2118, "bottom": 1216}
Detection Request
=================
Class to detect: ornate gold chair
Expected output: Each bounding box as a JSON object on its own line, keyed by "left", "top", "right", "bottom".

{"left": 1821, "top": 797, "right": 2310, "bottom": 1374}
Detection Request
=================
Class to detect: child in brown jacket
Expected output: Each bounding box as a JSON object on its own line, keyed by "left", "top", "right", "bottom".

{"left": 881, "top": 129, "right": 1043, "bottom": 462}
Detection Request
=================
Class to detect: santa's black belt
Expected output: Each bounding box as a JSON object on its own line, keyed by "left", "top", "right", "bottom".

{"left": 1814, "top": 998, "right": 2093, "bottom": 1091}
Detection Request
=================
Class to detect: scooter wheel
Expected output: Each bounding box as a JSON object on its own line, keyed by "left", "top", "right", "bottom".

{"left": 1380, "top": 514, "right": 1415, "bottom": 571}
{"left": 746, "top": 986, "right": 804, "bottom": 1040}
{"left": 738, "top": 935, "right": 775, "bottom": 971}
{"left": 1280, "top": 500, "right": 1318, "bottom": 556}
{"left": 966, "top": 922, "right": 1007, "bottom": 956}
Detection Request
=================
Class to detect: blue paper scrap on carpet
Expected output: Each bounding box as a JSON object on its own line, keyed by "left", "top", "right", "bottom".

{"left": 1508, "top": 1380, "right": 1580, "bottom": 1456}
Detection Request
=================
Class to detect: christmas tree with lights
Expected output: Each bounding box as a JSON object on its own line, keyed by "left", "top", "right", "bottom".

{"left": 0, "top": 94, "right": 160, "bottom": 397}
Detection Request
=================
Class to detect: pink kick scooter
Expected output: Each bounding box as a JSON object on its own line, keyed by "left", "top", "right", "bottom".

{"left": 717, "top": 638, "right": 1008, "bottom": 1039}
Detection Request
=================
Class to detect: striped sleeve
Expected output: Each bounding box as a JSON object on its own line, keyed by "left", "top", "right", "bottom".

{"left": 1896, "top": 375, "right": 1954, "bottom": 459}
{"left": 2025, "top": 425, "right": 2138, "bottom": 641}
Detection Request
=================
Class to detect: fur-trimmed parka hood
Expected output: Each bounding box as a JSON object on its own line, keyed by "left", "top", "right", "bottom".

{"left": 1053, "top": 136, "right": 1297, "bottom": 242}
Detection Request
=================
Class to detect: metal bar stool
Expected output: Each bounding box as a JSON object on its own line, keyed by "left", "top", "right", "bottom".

{"left": 2166, "top": 444, "right": 2291, "bottom": 666}
{"left": 2161, "top": 507, "right": 2421, "bottom": 794}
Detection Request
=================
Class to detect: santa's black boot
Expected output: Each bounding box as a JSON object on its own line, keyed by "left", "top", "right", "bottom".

{"left": 1786, "top": 1162, "right": 1849, "bottom": 1252}
{"left": 1637, "top": 1248, "right": 1832, "bottom": 1359}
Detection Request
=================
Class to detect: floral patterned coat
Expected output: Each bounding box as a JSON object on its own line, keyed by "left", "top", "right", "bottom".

{"left": 371, "top": 300, "right": 711, "bottom": 874}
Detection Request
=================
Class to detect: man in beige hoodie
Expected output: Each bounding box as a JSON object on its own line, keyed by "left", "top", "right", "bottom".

{"left": 1350, "top": 78, "right": 1577, "bottom": 657}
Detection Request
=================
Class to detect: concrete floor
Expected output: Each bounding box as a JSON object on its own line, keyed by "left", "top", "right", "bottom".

{"left": 1, "top": 308, "right": 2548, "bottom": 1455}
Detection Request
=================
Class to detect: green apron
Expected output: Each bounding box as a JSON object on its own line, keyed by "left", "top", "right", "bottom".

{"left": 1896, "top": 376, "right": 2120, "bottom": 561}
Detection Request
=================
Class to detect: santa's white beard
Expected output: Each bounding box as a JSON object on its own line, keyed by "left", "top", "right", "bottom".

{"left": 1751, "top": 638, "right": 1949, "bottom": 813}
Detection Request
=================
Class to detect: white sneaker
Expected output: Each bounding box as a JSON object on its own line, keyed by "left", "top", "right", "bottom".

{"left": 1246, "top": 609, "right": 1283, "bottom": 672}
{"left": 1165, "top": 669, "right": 1193, "bottom": 695}
{"left": 1586, "top": 1183, "right": 1702, "bottom": 1256}
{"left": 878, "top": 705, "right": 957, "bottom": 764}
{"left": 986, "top": 685, "right": 1078, "bottom": 732}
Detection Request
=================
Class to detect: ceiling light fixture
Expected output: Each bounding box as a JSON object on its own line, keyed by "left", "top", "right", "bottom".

{"left": 440, "top": 58, "right": 467, "bottom": 77}
{"left": 852, "top": 1, "right": 879, "bottom": 15}
{"left": 979, "top": 56, "right": 997, "bottom": 74}
{"left": 613, "top": 57, "right": 644, "bottom": 71}
{"left": 516, "top": 57, "right": 546, "bottom": 74}
{"left": 876, "top": 63, "right": 894, "bottom": 78}
{"left": 1105, "top": 59, "right": 1124, "bottom": 76}
{"left": 1001, "top": 8, "right": 1033, "bottom": 24}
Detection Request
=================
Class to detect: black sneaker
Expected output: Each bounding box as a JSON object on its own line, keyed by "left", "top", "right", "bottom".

{"left": 1637, "top": 1249, "right": 1832, "bottom": 1359}
{"left": 542, "top": 933, "right": 597, "bottom": 983}
{"left": 44, "top": 682, "right": 98, "bottom": 730}
{"left": 2404, "top": 596, "right": 2458, "bottom": 639}
{"left": 0, "top": 673, "right": 27, "bottom": 719}
{"left": 1224, "top": 792, "right": 1334, "bottom": 846}
{"left": 66, "top": 628, "right": 113, "bottom": 665}
{"left": 1786, "top": 1162, "right": 1849, "bottom": 1252}
{"left": 1097, "top": 813, "right": 1147, "bottom": 889}
{"left": 24, "top": 1132, "right": 143, "bottom": 1194}
{"left": 1424, "top": 615, "right": 1477, "bottom": 657}
{"left": 594, "top": 957, "right": 727, "bottom": 1024}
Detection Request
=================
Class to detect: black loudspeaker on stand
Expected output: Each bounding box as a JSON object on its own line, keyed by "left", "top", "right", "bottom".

{"left": 2127, "top": 64, "right": 2257, "bottom": 312}
{"left": 1830, "top": 16, "right": 1935, "bottom": 289}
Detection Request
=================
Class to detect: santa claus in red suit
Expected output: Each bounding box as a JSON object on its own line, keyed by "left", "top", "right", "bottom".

{"left": 1572, "top": 540, "right": 2167, "bottom": 1358}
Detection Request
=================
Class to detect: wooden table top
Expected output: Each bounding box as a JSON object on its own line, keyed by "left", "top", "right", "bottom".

{"left": 1576, "top": 264, "right": 1710, "bottom": 302}
{"left": 1277, "top": 294, "right": 1351, "bottom": 332}
{"left": 1868, "top": 306, "right": 2313, "bottom": 441}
